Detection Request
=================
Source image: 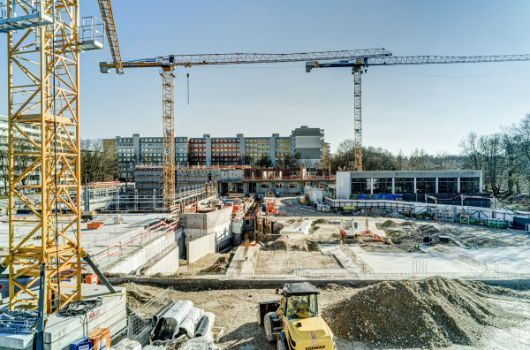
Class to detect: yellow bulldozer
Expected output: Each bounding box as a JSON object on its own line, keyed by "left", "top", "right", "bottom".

{"left": 257, "top": 282, "right": 335, "bottom": 349}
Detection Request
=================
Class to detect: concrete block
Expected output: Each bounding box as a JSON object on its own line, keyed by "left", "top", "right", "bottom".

{"left": 44, "top": 311, "right": 127, "bottom": 350}
{"left": 44, "top": 285, "right": 126, "bottom": 347}
{"left": 0, "top": 333, "right": 34, "bottom": 350}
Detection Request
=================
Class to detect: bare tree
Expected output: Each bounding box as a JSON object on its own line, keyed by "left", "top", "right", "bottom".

{"left": 81, "top": 139, "right": 118, "bottom": 184}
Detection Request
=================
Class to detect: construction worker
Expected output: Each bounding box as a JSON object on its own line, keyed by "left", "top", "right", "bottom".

{"left": 295, "top": 300, "right": 311, "bottom": 319}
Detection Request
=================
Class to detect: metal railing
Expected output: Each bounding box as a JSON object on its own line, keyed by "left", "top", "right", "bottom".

{"left": 92, "top": 220, "right": 178, "bottom": 268}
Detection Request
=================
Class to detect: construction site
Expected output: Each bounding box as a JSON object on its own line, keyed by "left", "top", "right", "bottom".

{"left": 1, "top": 1, "right": 530, "bottom": 350}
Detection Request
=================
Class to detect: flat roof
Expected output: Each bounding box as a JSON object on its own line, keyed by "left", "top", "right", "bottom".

{"left": 284, "top": 282, "right": 319, "bottom": 296}
{"left": 0, "top": 213, "right": 167, "bottom": 266}
{"left": 338, "top": 170, "right": 482, "bottom": 178}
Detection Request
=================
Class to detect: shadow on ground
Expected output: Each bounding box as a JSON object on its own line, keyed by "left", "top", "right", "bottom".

{"left": 218, "top": 321, "right": 274, "bottom": 349}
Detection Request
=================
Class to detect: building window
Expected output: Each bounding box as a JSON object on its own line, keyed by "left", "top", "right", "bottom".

{"left": 395, "top": 178, "right": 414, "bottom": 193}
{"left": 351, "top": 178, "right": 370, "bottom": 194}
{"left": 416, "top": 178, "right": 436, "bottom": 193}
{"left": 438, "top": 177, "right": 458, "bottom": 193}
{"left": 460, "top": 177, "right": 480, "bottom": 193}
{"left": 372, "top": 178, "right": 392, "bottom": 194}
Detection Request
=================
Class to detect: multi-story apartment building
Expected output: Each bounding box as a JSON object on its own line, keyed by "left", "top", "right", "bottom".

{"left": 291, "top": 126, "right": 324, "bottom": 168}
{"left": 104, "top": 126, "right": 327, "bottom": 181}
{"left": 110, "top": 134, "right": 189, "bottom": 180}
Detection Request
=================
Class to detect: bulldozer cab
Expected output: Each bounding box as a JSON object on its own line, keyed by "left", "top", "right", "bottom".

{"left": 281, "top": 282, "right": 319, "bottom": 320}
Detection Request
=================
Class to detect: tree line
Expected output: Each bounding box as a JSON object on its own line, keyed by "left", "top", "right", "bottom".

{"left": 329, "top": 115, "right": 530, "bottom": 196}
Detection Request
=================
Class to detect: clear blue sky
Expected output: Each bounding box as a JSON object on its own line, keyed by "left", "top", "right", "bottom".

{"left": 1, "top": 0, "right": 529, "bottom": 154}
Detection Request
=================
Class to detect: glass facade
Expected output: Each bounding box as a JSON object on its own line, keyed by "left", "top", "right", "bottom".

{"left": 395, "top": 178, "right": 414, "bottom": 193}
{"left": 372, "top": 178, "right": 392, "bottom": 194}
{"left": 416, "top": 178, "right": 436, "bottom": 193}
{"left": 351, "top": 178, "right": 370, "bottom": 194}
{"left": 438, "top": 177, "right": 458, "bottom": 193}
{"left": 460, "top": 177, "right": 480, "bottom": 193}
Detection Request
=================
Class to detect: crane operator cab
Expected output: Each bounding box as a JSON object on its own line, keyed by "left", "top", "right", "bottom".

{"left": 286, "top": 293, "right": 318, "bottom": 320}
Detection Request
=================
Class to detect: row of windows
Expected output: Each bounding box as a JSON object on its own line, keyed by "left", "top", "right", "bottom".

{"left": 259, "top": 183, "right": 299, "bottom": 189}
{"left": 351, "top": 177, "right": 480, "bottom": 194}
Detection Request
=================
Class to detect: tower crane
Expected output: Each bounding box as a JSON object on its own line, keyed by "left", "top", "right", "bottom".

{"left": 306, "top": 53, "right": 530, "bottom": 171}
{"left": 99, "top": 49, "right": 392, "bottom": 209}
{"left": 0, "top": 0, "right": 121, "bottom": 323}
{"left": 97, "top": 0, "right": 123, "bottom": 74}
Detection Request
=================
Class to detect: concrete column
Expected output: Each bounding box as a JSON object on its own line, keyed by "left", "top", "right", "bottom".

{"left": 413, "top": 178, "right": 417, "bottom": 194}
{"left": 435, "top": 177, "right": 439, "bottom": 194}
{"left": 134, "top": 189, "right": 139, "bottom": 211}
{"left": 370, "top": 178, "right": 374, "bottom": 195}
{"left": 479, "top": 176, "right": 483, "bottom": 193}
{"left": 457, "top": 177, "right": 461, "bottom": 193}
{"left": 391, "top": 178, "right": 395, "bottom": 194}
{"left": 153, "top": 189, "right": 157, "bottom": 209}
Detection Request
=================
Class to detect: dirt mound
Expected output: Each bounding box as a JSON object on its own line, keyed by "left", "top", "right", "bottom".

{"left": 260, "top": 236, "right": 289, "bottom": 250}
{"left": 417, "top": 223, "right": 440, "bottom": 235}
{"left": 122, "top": 283, "right": 161, "bottom": 311}
{"left": 378, "top": 220, "right": 401, "bottom": 229}
{"left": 260, "top": 235, "right": 319, "bottom": 251}
{"left": 322, "top": 277, "right": 524, "bottom": 348}
{"left": 199, "top": 256, "right": 229, "bottom": 274}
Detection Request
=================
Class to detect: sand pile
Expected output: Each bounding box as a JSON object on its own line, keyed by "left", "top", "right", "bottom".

{"left": 322, "top": 277, "right": 524, "bottom": 348}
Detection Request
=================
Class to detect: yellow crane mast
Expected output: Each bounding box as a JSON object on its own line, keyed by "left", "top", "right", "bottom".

{"left": 1, "top": 0, "right": 121, "bottom": 314}
{"left": 4, "top": 0, "right": 83, "bottom": 314}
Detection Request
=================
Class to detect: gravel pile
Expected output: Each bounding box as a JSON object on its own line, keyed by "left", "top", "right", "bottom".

{"left": 322, "top": 277, "right": 525, "bottom": 348}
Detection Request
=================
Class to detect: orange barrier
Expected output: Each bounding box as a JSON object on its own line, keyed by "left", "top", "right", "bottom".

{"left": 85, "top": 274, "right": 99, "bottom": 285}
{"left": 89, "top": 328, "right": 110, "bottom": 350}
{"left": 87, "top": 221, "right": 104, "bottom": 230}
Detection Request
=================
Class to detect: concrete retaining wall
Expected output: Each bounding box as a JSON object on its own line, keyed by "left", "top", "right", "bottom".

{"left": 187, "top": 232, "right": 216, "bottom": 263}
{"left": 183, "top": 207, "right": 232, "bottom": 231}
{"left": 144, "top": 244, "right": 180, "bottom": 275}
{"left": 103, "top": 231, "right": 175, "bottom": 274}
{"left": 184, "top": 207, "right": 232, "bottom": 258}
